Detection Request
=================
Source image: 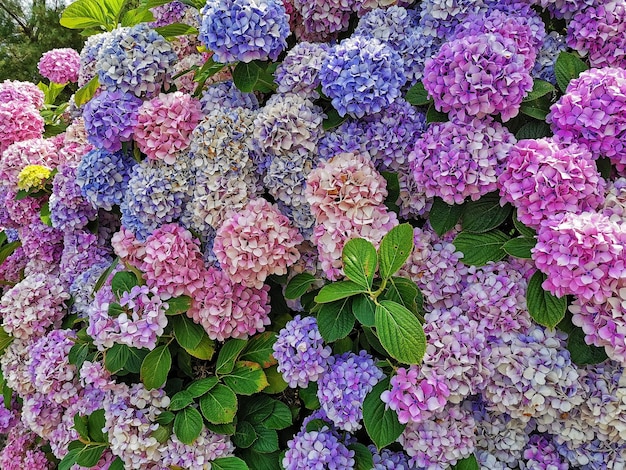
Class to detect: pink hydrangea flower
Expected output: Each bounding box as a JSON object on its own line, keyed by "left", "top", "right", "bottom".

{"left": 133, "top": 92, "right": 203, "bottom": 163}
{"left": 0, "top": 138, "right": 58, "bottom": 186}
{"left": 0, "top": 80, "right": 45, "bottom": 108}
{"left": 498, "top": 138, "right": 606, "bottom": 229}
{"left": 0, "top": 102, "right": 44, "bottom": 153}
{"left": 214, "top": 198, "right": 303, "bottom": 289}
{"left": 111, "top": 225, "right": 146, "bottom": 269}
{"left": 38, "top": 48, "right": 81, "bottom": 84}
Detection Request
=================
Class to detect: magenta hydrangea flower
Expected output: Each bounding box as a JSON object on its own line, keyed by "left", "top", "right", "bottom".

{"left": 410, "top": 116, "right": 515, "bottom": 205}
{"left": 0, "top": 102, "right": 44, "bottom": 153}
{"left": 214, "top": 198, "right": 303, "bottom": 289}
{"left": 0, "top": 423, "right": 53, "bottom": 470}
{"left": 273, "top": 315, "right": 332, "bottom": 388}
{"left": 498, "top": 138, "right": 606, "bottom": 229}
{"left": 142, "top": 223, "right": 206, "bottom": 299}
{"left": 320, "top": 36, "right": 406, "bottom": 118}
{"left": 532, "top": 212, "right": 626, "bottom": 303}
{"left": 0, "top": 80, "right": 45, "bottom": 108}
{"left": 37, "top": 48, "right": 80, "bottom": 84}
{"left": 423, "top": 32, "right": 532, "bottom": 121}
{"left": 111, "top": 226, "right": 146, "bottom": 268}
{"left": 523, "top": 434, "right": 569, "bottom": 469}
{"left": 133, "top": 92, "right": 203, "bottom": 164}
{"left": 547, "top": 67, "right": 626, "bottom": 168}
{"left": 187, "top": 266, "right": 271, "bottom": 341}
{"left": 567, "top": 0, "right": 626, "bottom": 68}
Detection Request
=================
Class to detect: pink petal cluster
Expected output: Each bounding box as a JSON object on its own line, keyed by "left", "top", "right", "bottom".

{"left": 410, "top": 116, "right": 515, "bottom": 205}
{"left": 0, "top": 80, "right": 45, "bottom": 109}
{"left": 0, "top": 102, "right": 45, "bottom": 153}
{"left": 133, "top": 92, "right": 203, "bottom": 163}
{"left": 187, "top": 266, "right": 271, "bottom": 341}
{"left": 37, "top": 48, "right": 81, "bottom": 84}
{"left": 142, "top": 223, "right": 206, "bottom": 299}
{"left": 498, "top": 138, "right": 606, "bottom": 229}
{"left": 532, "top": 212, "right": 626, "bottom": 303}
{"left": 214, "top": 198, "right": 303, "bottom": 289}
{"left": 111, "top": 225, "right": 146, "bottom": 268}
{"left": 0, "top": 138, "right": 58, "bottom": 186}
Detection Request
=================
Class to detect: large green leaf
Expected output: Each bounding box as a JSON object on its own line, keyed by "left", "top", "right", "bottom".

{"left": 452, "top": 455, "right": 480, "bottom": 470}
{"left": 111, "top": 271, "right": 139, "bottom": 299}
{"left": 165, "top": 295, "right": 192, "bottom": 315}
{"left": 174, "top": 407, "right": 204, "bottom": 445}
{"left": 405, "top": 81, "right": 430, "bottom": 106}
{"left": 342, "top": 238, "right": 377, "bottom": 289}
{"left": 183, "top": 335, "right": 215, "bottom": 360}
{"left": 526, "top": 270, "right": 567, "bottom": 328}
{"left": 87, "top": 409, "right": 107, "bottom": 443}
{"left": 555, "top": 51, "right": 588, "bottom": 93}
{"left": 140, "top": 345, "right": 172, "bottom": 389}
{"left": 263, "top": 401, "right": 292, "bottom": 430}
{"left": 349, "top": 443, "right": 375, "bottom": 470}
{"left": 187, "top": 377, "right": 219, "bottom": 398}
{"left": 251, "top": 426, "right": 279, "bottom": 453}
{"left": 522, "top": 79, "right": 556, "bottom": 102}
{"left": 567, "top": 327, "right": 609, "bottom": 366}
{"left": 105, "top": 343, "right": 130, "bottom": 374}
{"left": 453, "top": 230, "right": 509, "bottom": 266}
{"left": 155, "top": 23, "right": 199, "bottom": 38}
{"left": 502, "top": 237, "right": 535, "bottom": 259}
{"left": 0, "top": 328, "right": 14, "bottom": 356}
{"left": 429, "top": 197, "right": 463, "bottom": 236}
{"left": 216, "top": 339, "right": 248, "bottom": 375}
{"left": 284, "top": 273, "right": 316, "bottom": 300}
{"left": 239, "top": 449, "right": 280, "bottom": 470}
{"left": 363, "top": 378, "right": 406, "bottom": 449}
{"left": 60, "top": 0, "right": 110, "bottom": 30}
{"left": 200, "top": 384, "right": 238, "bottom": 424}
{"left": 74, "top": 75, "right": 100, "bottom": 107}
{"left": 317, "top": 298, "right": 355, "bottom": 342}
{"left": 169, "top": 390, "right": 195, "bottom": 411}
{"left": 212, "top": 457, "right": 250, "bottom": 470}
{"left": 172, "top": 315, "right": 205, "bottom": 350}
{"left": 375, "top": 300, "right": 426, "bottom": 364}
{"left": 315, "top": 281, "right": 367, "bottom": 303}
{"left": 352, "top": 294, "right": 376, "bottom": 327}
{"left": 233, "top": 62, "right": 260, "bottom": 92}
{"left": 240, "top": 332, "right": 277, "bottom": 368}
{"left": 383, "top": 277, "right": 423, "bottom": 316}
{"left": 222, "top": 361, "right": 269, "bottom": 395}
{"left": 378, "top": 223, "right": 413, "bottom": 279}
{"left": 233, "top": 421, "right": 258, "bottom": 448}
{"left": 461, "top": 193, "right": 512, "bottom": 233}
{"left": 75, "top": 444, "right": 107, "bottom": 467}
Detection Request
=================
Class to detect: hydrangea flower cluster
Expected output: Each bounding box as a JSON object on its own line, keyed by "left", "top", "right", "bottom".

{"left": 0, "top": 79, "right": 44, "bottom": 108}
{"left": 149, "top": 0, "right": 188, "bottom": 27}
{"left": 37, "top": 48, "right": 80, "bottom": 84}
{"left": 0, "top": 102, "right": 45, "bottom": 153}
{"left": 49, "top": 164, "right": 98, "bottom": 232}
{"left": 199, "top": 0, "right": 290, "bottom": 63}
{"left": 17, "top": 164, "right": 51, "bottom": 192}
{"left": 274, "top": 42, "right": 329, "bottom": 98}
{"left": 200, "top": 80, "right": 259, "bottom": 114}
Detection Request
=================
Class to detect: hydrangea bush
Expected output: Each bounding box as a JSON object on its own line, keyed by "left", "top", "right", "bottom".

{"left": 1, "top": 0, "right": 626, "bottom": 468}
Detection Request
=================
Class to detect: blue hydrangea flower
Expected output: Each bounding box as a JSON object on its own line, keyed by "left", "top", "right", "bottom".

{"left": 49, "top": 164, "right": 98, "bottom": 232}
{"left": 274, "top": 42, "right": 330, "bottom": 98}
{"left": 533, "top": 32, "right": 568, "bottom": 85}
{"left": 199, "top": 0, "right": 290, "bottom": 63}
{"left": 320, "top": 36, "right": 406, "bottom": 118}
{"left": 200, "top": 80, "right": 259, "bottom": 114}
{"left": 76, "top": 148, "right": 137, "bottom": 211}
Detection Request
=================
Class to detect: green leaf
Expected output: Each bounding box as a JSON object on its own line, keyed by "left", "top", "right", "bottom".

{"left": 140, "top": 345, "right": 172, "bottom": 390}
{"left": 352, "top": 294, "right": 376, "bottom": 327}
{"left": 69, "top": 342, "right": 90, "bottom": 369}
{"left": 239, "top": 395, "right": 275, "bottom": 423}
{"left": 378, "top": 223, "right": 414, "bottom": 280}
{"left": 305, "top": 419, "right": 329, "bottom": 433}
{"left": 58, "top": 447, "right": 80, "bottom": 470}
{"left": 502, "top": 237, "right": 535, "bottom": 259}
{"left": 222, "top": 361, "right": 269, "bottom": 395}
{"left": 74, "top": 414, "right": 89, "bottom": 440}
{"left": 375, "top": 300, "right": 426, "bottom": 364}
{"left": 597, "top": 157, "right": 613, "bottom": 180}
{"left": 60, "top": 0, "right": 110, "bottom": 29}
{"left": 155, "top": 23, "right": 198, "bottom": 38}
{"left": 200, "top": 384, "right": 238, "bottom": 424}
{"left": 239, "top": 449, "right": 280, "bottom": 470}
{"left": 108, "top": 457, "right": 125, "bottom": 470}
{"left": 93, "top": 257, "right": 120, "bottom": 294}
{"left": 233, "top": 62, "right": 260, "bottom": 93}
{"left": 349, "top": 443, "right": 375, "bottom": 470}
{"left": 342, "top": 238, "right": 377, "bottom": 289}
{"left": 156, "top": 411, "right": 175, "bottom": 425}
{"left": 216, "top": 339, "right": 248, "bottom": 375}
{"left": 211, "top": 457, "right": 250, "bottom": 470}
{"left": 174, "top": 407, "right": 204, "bottom": 445}
{"left": 461, "top": 193, "right": 512, "bottom": 233}
{"left": 513, "top": 211, "right": 537, "bottom": 238}
{"left": 184, "top": 334, "right": 215, "bottom": 360}
{"left": 76, "top": 444, "right": 107, "bottom": 467}
{"left": 555, "top": 51, "right": 588, "bottom": 93}
{"left": 240, "top": 332, "right": 277, "bottom": 368}
{"left": 381, "top": 171, "right": 400, "bottom": 214}
{"left": 121, "top": 7, "right": 155, "bottom": 26}
{"left": 40, "top": 201, "right": 52, "bottom": 226}
{"left": 206, "top": 422, "right": 236, "bottom": 435}
{"left": 152, "top": 423, "right": 172, "bottom": 443}
{"left": 105, "top": 343, "right": 130, "bottom": 374}
{"left": 74, "top": 75, "right": 100, "bottom": 107}
{"left": 405, "top": 81, "right": 430, "bottom": 106}
{"left": 124, "top": 347, "right": 149, "bottom": 374}
{"left": 452, "top": 455, "right": 480, "bottom": 470}
{"left": 453, "top": 230, "right": 510, "bottom": 266}
{"left": 383, "top": 277, "right": 422, "bottom": 316}
{"left": 0, "top": 241, "right": 21, "bottom": 269}
{"left": 315, "top": 281, "right": 367, "bottom": 303}
{"left": 107, "top": 302, "right": 125, "bottom": 318}
{"left": 263, "top": 365, "right": 288, "bottom": 394}
{"left": 172, "top": 315, "right": 205, "bottom": 350}
{"left": 284, "top": 273, "right": 316, "bottom": 300}
{"left": 263, "top": 401, "right": 292, "bottom": 430}
{"left": 426, "top": 104, "right": 448, "bottom": 123}
{"left": 519, "top": 101, "right": 549, "bottom": 120}
{"left": 194, "top": 57, "right": 227, "bottom": 93}
{"left": 430, "top": 197, "right": 463, "bottom": 236}
{"left": 234, "top": 421, "right": 258, "bottom": 448}
{"left": 299, "top": 383, "right": 320, "bottom": 410}
{"left": 187, "top": 377, "right": 219, "bottom": 398}
{"left": 567, "top": 327, "right": 609, "bottom": 366}
{"left": 88, "top": 409, "right": 107, "bottom": 443}
{"left": 111, "top": 271, "right": 139, "bottom": 298}
{"left": 526, "top": 270, "right": 567, "bottom": 328}
{"left": 363, "top": 378, "right": 406, "bottom": 449}
{"left": 170, "top": 390, "right": 195, "bottom": 411}
{"left": 317, "top": 298, "right": 355, "bottom": 342}
{"left": 251, "top": 426, "right": 279, "bottom": 453}
{"left": 515, "top": 121, "right": 552, "bottom": 140}
{"left": 523, "top": 79, "right": 556, "bottom": 102}
{"left": 165, "top": 295, "right": 192, "bottom": 315}
{"left": 322, "top": 108, "right": 347, "bottom": 131}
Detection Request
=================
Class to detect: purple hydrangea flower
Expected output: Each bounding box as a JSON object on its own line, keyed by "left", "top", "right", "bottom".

{"left": 199, "top": 0, "right": 290, "bottom": 63}
{"left": 149, "top": 0, "right": 188, "bottom": 27}
{"left": 418, "top": 0, "right": 488, "bottom": 38}
{"left": 533, "top": 32, "right": 568, "bottom": 85}
{"left": 200, "top": 80, "right": 259, "bottom": 114}
{"left": 274, "top": 42, "right": 330, "bottom": 98}
{"left": 82, "top": 90, "right": 142, "bottom": 152}
{"left": 523, "top": 434, "right": 568, "bottom": 469}
{"left": 49, "top": 164, "right": 98, "bottom": 232}
{"left": 320, "top": 36, "right": 406, "bottom": 118}
{"left": 78, "top": 32, "right": 109, "bottom": 86}
{"left": 370, "top": 446, "right": 416, "bottom": 470}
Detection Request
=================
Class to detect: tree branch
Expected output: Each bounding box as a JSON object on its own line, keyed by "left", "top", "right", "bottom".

{"left": 0, "top": 1, "right": 33, "bottom": 40}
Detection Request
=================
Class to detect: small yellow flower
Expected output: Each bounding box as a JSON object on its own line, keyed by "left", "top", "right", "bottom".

{"left": 17, "top": 165, "right": 52, "bottom": 192}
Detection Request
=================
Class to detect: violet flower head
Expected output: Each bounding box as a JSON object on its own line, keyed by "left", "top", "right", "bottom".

{"left": 320, "top": 36, "right": 406, "bottom": 118}
{"left": 200, "top": 80, "right": 259, "bottom": 114}
{"left": 418, "top": 0, "right": 488, "bottom": 38}
{"left": 149, "top": 0, "right": 188, "bottom": 27}
{"left": 547, "top": 67, "right": 626, "bottom": 168}
{"left": 523, "top": 434, "right": 569, "bottom": 469}
{"left": 410, "top": 116, "right": 515, "bottom": 205}
{"left": 199, "top": 0, "right": 290, "bottom": 63}
{"left": 273, "top": 315, "right": 331, "bottom": 388}
{"left": 370, "top": 446, "right": 416, "bottom": 470}
{"left": 49, "top": 164, "right": 98, "bottom": 232}
{"left": 283, "top": 421, "right": 355, "bottom": 470}
{"left": 498, "top": 138, "right": 606, "bottom": 229}
{"left": 77, "top": 32, "right": 109, "bottom": 86}
{"left": 423, "top": 32, "right": 532, "bottom": 121}
{"left": 82, "top": 90, "right": 142, "bottom": 152}
{"left": 532, "top": 212, "right": 626, "bottom": 303}
{"left": 274, "top": 42, "right": 330, "bottom": 98}
{"left": 290, "top": 0, "right": 352, "bottom": 42}
{"left": 38, "top": 48, "right": 80, "bottom": 84}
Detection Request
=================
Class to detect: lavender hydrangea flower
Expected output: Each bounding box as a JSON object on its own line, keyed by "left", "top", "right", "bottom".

{"left": 78, "top": 32, "right": 109, "bottom": 86}
{"left": 274, "top": 42, "right": 330, "bottom": 98}
{"left": 199, "top": 0, "right": 290, "bottom": 63}
{"left": 533, "top": 32, "right": 567, "bottom": 85}
{"left": 418, "top": 0, "right": 488, "bottom": 38}
{"left": 82, "top": 90, "right": 142, "bottom": 152}
{"left": 320, "top": 36, "right": 406, "bottom": 118}
{"left": 523, "top": 434, "right": 568, "bottom": 469}
{"left": 149, "top": 0, "right": 188, "bottom": 27}
{"left": 49, "top": 164, "right": 98, "bottom": 232}
{"left": 200, "top": 80, "right": 259, "bottom": 114}
{"left": 273, "top": 315, "right": 331, "bottom": 388}
{"left": 370, "top": 446, "right": 416, "bottom": 470}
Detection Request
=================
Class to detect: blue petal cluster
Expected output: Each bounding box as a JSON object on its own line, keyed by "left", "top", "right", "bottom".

{"left": 49, "top": 164, "right": 98, "bottom": 232}
{"left": 199, "top": 0, "right": 290, "bottom": 63}
{"left": 200, "top": 81, "right": 259, "bottom": 114}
